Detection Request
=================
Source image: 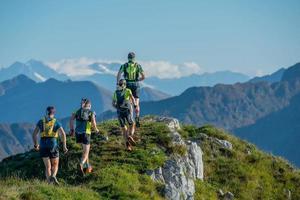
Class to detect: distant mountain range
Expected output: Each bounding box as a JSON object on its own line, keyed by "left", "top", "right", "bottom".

{"left": 145, "top": 71, "right": 250, "bottom": 95}
{"left": 141, "top": 80, "right": 300, "bottom": 129}
{"left": 0, "top": 123, "right": 34, "bottom": 161}
{"left": 0, "top": 74, "right": 171, "bottom": 123}
{"left": 249, "top": 68, "right": 286, "bottom": 83}
{"left": 0, "top": 59, "right": 250, "bottom": 95}
{"left": 0, "top": 60, "right": 69, "bottom": 82}
{"left": 141, "top": 63, "right": 300, "bottom": 130}
{"left": 73, "top": 69, "right": 250, "bottom": 95}
{"left": 139, "top": 87, "right": 171, "bottom": 101}
{"left": 0, "top": 75, "right": 112, "bottom": 123}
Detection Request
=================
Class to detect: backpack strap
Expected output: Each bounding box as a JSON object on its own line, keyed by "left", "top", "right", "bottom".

{"left": 42, "top": 117, "right": 46, "bottom": 132}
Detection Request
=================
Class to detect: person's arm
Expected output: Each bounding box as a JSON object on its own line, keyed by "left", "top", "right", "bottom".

{"left": 138, "top": 65, "right": 145, "bottom": 81}
{"left": 130, "top": 93, "right": 139, "bottom": 113}
{"left": 32, "top": 126, "right": 40, "bottom": 150}
{"left": 58, "top": 127, "right": 68, "bottom": 153}
{"left": 69, "top": 113, "right": 76, "bottom": 136}
{"left": 91, "top": 113, "right": 99, "bottom": 133}
{"left": 130, "top": 93, "right": 137, "bottom": 106}
{"left": 139, "top": 72, "right": 145, "bottom": 81}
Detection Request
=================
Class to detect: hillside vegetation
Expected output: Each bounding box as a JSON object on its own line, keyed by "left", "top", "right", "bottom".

{"left": 0, "top": 117, "right": 299, "bottom": 200}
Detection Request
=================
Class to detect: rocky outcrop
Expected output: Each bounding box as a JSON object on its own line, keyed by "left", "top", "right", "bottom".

{"left": 215, "top": 138, "right": 233, "bottom": 150}
{"left": 147, "top": 117, "right": 203, "bottom": 200}
{"left": 197, "top": 132, "right": 233, "bottom": 150}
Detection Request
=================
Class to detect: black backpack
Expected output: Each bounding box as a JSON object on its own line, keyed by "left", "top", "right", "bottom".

{"left": 116, "top": 89, "right": 130, "bottom": 111}
{"left": 123, "top": 62, "right": 140, "bottom": 81}
{"left": 76, "top": 108, "right": 92, "bottom": 121}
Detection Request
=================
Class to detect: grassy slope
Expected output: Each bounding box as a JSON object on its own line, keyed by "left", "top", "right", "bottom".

{"left": 0, "top": 118, "right": 300, "bottom": 200}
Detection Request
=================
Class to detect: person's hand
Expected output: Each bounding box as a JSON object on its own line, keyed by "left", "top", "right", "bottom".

{"left": 69, "top": 129, "right": 75, "bottom": 136}
{"left": 34, "top": 144, "right": 39, "bottom": 151}
{"left": 63, "top": 146, "right": 68, "bottom": 154}
{"left": 95, "top": 128, "right": 100, "bottom": 134}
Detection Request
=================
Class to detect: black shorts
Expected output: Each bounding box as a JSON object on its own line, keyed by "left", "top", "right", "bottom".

{"left": 76, "top": 132, "right": 91, "bottom": 145}
{"left": 40, "top": 146, "right": 59, "bottom": 159}
{"left": 126, "top": 81, "right": 140, "bottom": 98}
{"left": 118, "top": 109, "right": 134, "bottom": 128}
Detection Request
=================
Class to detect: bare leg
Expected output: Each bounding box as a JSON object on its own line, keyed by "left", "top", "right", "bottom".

{"left": 134, "top": 98, "right": 141, "bottom": 127}
{"left": 129, "top": 124, "right": 135, "bottom": 137}
{"left": 50, "top": 158, "right": 59, "bottom": 177}
{"left": 42, "top": 157, "right": 51, "bottom": 183}
{"left": 81, "top": 144, "right": 90, "bottom": 165}
{"left": 135, "top": 98, "right": 140, "bottom": 117}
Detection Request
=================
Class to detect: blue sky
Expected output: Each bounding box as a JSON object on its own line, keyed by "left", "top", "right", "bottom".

{"left": 0, "top": 0, "right": 299, "bottom": 76}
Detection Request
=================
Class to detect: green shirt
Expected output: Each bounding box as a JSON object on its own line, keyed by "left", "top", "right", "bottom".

{"left": 119, "top": 62, "right": 144, "bottom": 81}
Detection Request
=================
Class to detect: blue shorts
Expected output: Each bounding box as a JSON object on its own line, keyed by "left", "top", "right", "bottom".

{"left": 76, "top": 132, "right": 91, "bottom": 145}
{"left": 40, "top": 138, "right": 59, "bottom": 159}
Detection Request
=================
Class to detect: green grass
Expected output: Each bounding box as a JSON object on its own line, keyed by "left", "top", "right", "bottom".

{"left": 0, "top": 179, "right": 100, "bottom": 200}
{"left": 0, "top": 118, "right": 300, "bottom": 200}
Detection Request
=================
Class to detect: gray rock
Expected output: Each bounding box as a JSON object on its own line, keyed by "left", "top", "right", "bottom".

{"left": 224, "top": 192, "right": 234, "bottom": 200}
{"left": 186, "top": 142, "right": 203, "bottom": 180}
{"left": 215, "top": 138, "right": 233, "bottom": 150}
{"left": 198, "top": 132, "right": 233, "bottom": 150}
{"left": 155, "top": 116, "right": 181, "bottom": 131}
{"left": 147, "top": 167, "right": 165, "bottom": 183}
{"left": 148, "top": 117, "right": 204, "bottom": 200}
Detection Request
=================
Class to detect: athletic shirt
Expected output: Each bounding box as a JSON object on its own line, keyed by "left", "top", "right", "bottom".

{"left": 119, "top": 61, "right": 144, "bottom": 82}
{"left": 73, "top": 109, "right": 96, "bottom": 134}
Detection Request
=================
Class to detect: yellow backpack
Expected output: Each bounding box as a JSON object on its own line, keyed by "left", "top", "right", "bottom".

{"left": 40, "top": 117, "right": 58, "bottom": 138}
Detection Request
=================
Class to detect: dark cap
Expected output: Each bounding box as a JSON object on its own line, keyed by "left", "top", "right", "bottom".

{"left": 128, "top": 52, "right": 135, "bottom": 59}
{"left": 46, "top": 106, "right": 56, "bottom": 115}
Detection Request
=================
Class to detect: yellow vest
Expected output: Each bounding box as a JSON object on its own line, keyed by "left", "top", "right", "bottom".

{"left": 40, "top": 117, "right": 58, "bottom": 138}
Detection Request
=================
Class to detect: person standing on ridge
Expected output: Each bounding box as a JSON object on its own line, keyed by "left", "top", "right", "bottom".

{"left": 117, "top": 52, "right": 145, "bottom": 127}
{"left": 113, "top": 79, "right": 138, "bottom": 151}
{"left": 32, "top": 106, "right": 68, "bottom": 185}
{"left": 69, "top": 98, "right": 99, "bottom": 175}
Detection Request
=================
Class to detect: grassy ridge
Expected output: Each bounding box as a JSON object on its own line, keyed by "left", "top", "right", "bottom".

{"left": 0, "top": 119, "right": 300, "bottom": 200}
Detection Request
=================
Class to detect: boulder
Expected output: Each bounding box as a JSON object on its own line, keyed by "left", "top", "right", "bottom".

{"left": 148, "top": 117, "right": 204, "bottom": 200}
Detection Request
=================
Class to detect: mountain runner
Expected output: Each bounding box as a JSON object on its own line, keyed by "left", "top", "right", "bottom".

{"left": 32, "top": 106, "right": 68, "bottom": 185}
{"left": 113, "top": 79, "right": 138, "bottom": 151}
{"left": 69, "top": 98, "right": 99, "bottom": 175}
{"left": 117, "top": 52, "right": 145, "bottom": 127}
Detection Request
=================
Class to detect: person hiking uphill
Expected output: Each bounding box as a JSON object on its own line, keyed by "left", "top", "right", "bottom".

{"left": 117, "top": 52, "right": 145, "bottom": 127}
{"left": 69, "top": 98, "right": 99, "bottom": 175}
{"left": 113, "top": 79, "right": 138, "bottom": 151}
{"left": 32, "top": 106, "right": 68, "bottom": 185}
